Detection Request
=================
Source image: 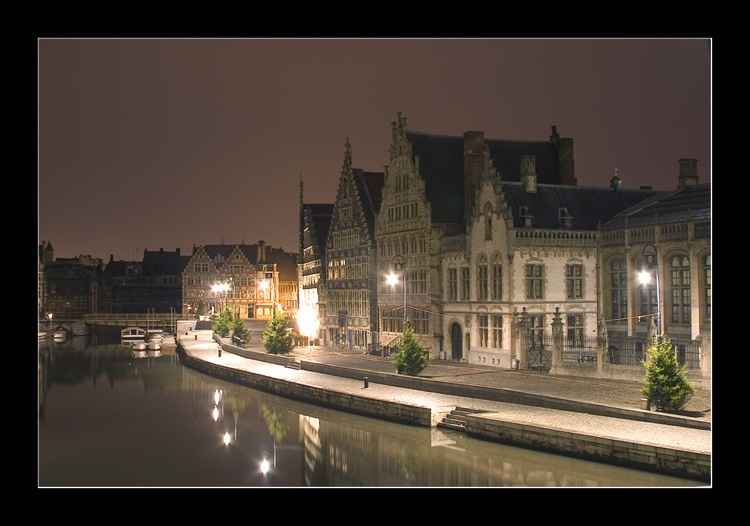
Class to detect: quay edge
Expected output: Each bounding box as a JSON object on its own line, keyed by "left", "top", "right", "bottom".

{"left": 175, "top": 334, "right": 710, "bottom": 483}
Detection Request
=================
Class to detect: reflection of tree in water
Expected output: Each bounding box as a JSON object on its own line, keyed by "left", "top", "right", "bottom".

{"left": 394, "top": 441, "right": 420, "bottom": 486}
{"left": 261, "top": 404, "right": 288, "bottom": 443}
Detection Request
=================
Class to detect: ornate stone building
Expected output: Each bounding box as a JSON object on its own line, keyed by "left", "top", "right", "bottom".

{"left": 181, "top": 241, "right": 297, "bottom": 320}
{"left": 306, "top": 114, "right": 710, "bottom": 381}
{"left": 321, "top": 140, "right": 383, "bottom": 350}
{"left": 599, "top": 159, "right": 711, "bottom": 380}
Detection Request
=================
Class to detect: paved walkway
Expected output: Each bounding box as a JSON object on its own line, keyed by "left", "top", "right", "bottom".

{"left": 178, "top": 331, "right": 712, "bottom": 456}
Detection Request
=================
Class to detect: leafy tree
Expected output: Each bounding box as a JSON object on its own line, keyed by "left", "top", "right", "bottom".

{"left": 393, "top": 322, "right": 427, "bottom": 376}
{"left": 212, "top": 308, "right": 233, "bottom": 337}
{"left": 641, "top": 335, "right": 695, "bottom": 413}
{"left": 262, "top": 313, "right": 295, "bottom": 355}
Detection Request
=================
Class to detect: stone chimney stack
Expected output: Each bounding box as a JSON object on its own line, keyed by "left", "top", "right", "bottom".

{"left": 550, "top": 125, "right": 577, "bottom": 186}
{"left": 258, "top": 240, "right": 266, "bottom": 262}
{"left": 520, "top": 155, "right": 538, "bottom": 193}
{"left": 678, "top": 158, "right": 699, "bottom": 188}
{"left": 464, "top": 131, "right": 485, "bottom": 220}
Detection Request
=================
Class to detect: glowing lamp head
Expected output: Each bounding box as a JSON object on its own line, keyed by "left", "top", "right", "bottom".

{"left": 387, "top": 273, "right": 399, "bottom": 286}
{"left": 638, "top": 271, "right": 652, "bottom": 285}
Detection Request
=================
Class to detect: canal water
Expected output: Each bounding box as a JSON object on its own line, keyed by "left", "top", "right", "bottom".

{"left": 38, "top": 336, "right": 701, "bottom": 487}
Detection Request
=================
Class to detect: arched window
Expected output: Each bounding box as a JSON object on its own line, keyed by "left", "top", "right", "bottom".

{"left": 491, "top": 253, "right": 502, "bottom": 300}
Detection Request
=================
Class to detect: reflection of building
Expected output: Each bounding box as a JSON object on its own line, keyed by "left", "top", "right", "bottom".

{"left": 321, "top": 140, "right": 383, "bottom": 350}
{"left": 181, "top": 241, "right": 298, "bottom": 320}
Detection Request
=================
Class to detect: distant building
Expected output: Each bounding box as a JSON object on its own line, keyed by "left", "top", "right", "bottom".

{"left": 181, "top": 241, "right": 298, "bottom": 320}
{"left": 41, "top": 247, "right": 103, "bottom": 319}
{"left": 101, "top": 248, "right": 189, "bottom": 314}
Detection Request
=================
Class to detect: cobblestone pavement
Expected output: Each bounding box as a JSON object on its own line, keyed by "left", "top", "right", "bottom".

{"left": 288, "top": 345, "right": 712, "bottom": 421}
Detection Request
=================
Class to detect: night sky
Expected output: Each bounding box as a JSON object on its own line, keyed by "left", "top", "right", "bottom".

{"left": 38, "top": 38, "right": 711, "bottom": 262}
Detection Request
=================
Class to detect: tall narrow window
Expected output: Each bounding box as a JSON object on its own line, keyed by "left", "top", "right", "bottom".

{"left": 491, "top": 314, "right": 502, "bottom": 348}
{"left": 670, "top": 255, "right": 690, "bottom": 324}
{"left": 448, "top": 267, "right": 458, "bottom": 300}
{"left": 492, "top": 255, "right": 502, "bottom": 300}
{"left": 610, "top": 259, "right": 627, "bottom": 319}
{"left": 477, "top": 255, "right": 488, "bottom": 300}
{"left": 566, "top": 314, "right": 584, "bottom": 345}
{"left": 703, "top": 253, "right": 711, "bottom": 321}
{"left": 566, "top": 264, "right": 583, "bottom": 299}
{"left": 525, "top": 264, "right": 543, "bottom": 299}
{"left": 461, "top": 267, "right": 470, "bottom": 300}
{"left": 484, "top": 202, "right": 493, "bottom": 240}
{"left": 478, "top": 314, "right": 489, "bottom": 347}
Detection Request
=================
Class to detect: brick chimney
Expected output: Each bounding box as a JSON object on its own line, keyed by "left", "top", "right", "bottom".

{"left": 464, "top": 131, "right": 485, "bottom": 220}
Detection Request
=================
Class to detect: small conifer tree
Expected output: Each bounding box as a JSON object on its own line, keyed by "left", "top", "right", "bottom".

{"left": 212, "top": 308, "right": 233, "bottom": 337}
{"left": 641, "top": 335, "right": 695, "bottom": 413}
{"left": 393, "top": 322, "right": 427, "bottom": 376}
{"left": 262, "top": 313, "right": 295, "bottom": 355}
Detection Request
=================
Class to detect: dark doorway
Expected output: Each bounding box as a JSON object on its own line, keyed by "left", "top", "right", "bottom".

{"left": 450, "top": 323, "right": 462, "bottom": 361}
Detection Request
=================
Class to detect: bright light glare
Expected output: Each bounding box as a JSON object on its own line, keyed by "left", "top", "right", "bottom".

{"left": 296, "top": 305, "right": 319, "bottom": 340}
{"left": 214, "top": 389, "right": 221, "bottom": 405}
{"left": 261, "top": 458, "right": 270, "bottom": 475}
{"left": 387, "top": 273, "right": 399, "bottom": 286}
{"left": 223, "top": 431, "right": 231, "bottom": 446}
{"left": 212, "top": 406, "right": 219, "bottom": 422}
{"left": 212, "top": 283, "right": 229, "bottom": 293}
{"left": 638, "top": 271, "right": 651, "bottom": 285}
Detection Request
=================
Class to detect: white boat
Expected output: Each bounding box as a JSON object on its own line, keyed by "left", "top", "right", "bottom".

{"left": 53, "top": 329, "right": 69, "bottom": 342}
{"left": 131, "top": 340, "right": 147, "bottom": 351}
{"left": 122, "top": 327, "right": 146, "bottom": 341}
{"left": 147, "top": 336, "right": 162, "bottom": 350}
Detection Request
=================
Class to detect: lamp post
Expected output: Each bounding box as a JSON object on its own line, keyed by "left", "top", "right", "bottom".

{"left": 212, "top": 282, "right": 230, "bottom": 314}
{"left": 387, "top": 255, "right": 407, "bottom": 329}
{"left": 638, "top": 244, "right": 661, "bottom": 335}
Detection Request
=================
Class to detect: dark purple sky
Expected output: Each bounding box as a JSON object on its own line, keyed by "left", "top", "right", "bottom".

{"left": 38, "top": 38, "right": 711, "bottom": 262}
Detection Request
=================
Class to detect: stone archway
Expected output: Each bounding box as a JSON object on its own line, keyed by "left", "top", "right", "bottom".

{"left": 450, "top": 322, "right": 462, "bottom": 361}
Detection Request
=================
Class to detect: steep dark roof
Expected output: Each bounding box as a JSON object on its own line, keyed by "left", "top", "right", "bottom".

{"left": 142, "top": 248, "right": 191, "bottom": 276}
{"left": 200, "top": 243, "right": 298, "bottom": 281}
{"left": 302, "top": 203, "right": 334, "bottom": 253}
{"left": 602, "top": 183, "right": 711, "bottom": 229}
{"left": 407, "top": 131, "right": 562, "bottom": 224}
{"left": 353, "top": 170, "right": 384, "bottom": 242}
{"left": 501, "top": 182, "right": 659, "bottom": 230}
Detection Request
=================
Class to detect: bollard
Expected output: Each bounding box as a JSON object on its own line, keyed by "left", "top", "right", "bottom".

{"left": 641, "top": 398, "right": 650, "bottom": 411}
{"left": 218, "top": 347, "right": 222, "bottom": 357}
{"left": 363, "top": 377, "right": 369, "bottom": 388}
{"left": 195, "top": 334, "right": 197, "bottom": 340}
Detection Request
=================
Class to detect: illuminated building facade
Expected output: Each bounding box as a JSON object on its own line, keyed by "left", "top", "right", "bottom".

{"left": 181, "top": 241, "right": 297, "bottom": 320}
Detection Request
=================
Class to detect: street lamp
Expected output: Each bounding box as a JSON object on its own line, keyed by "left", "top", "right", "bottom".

{"left": 638, "top": 245, "right": 661, "bottom": 335}
{"left": 389, "top": 255, "right": 407, "bottom": 326}
{"left": 212, "top": 282, "right": 230, "bottom": 314}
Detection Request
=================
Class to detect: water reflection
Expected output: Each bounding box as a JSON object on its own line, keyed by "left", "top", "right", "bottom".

{"left": 38, "top": 340, "right": 701, "bottom": 487}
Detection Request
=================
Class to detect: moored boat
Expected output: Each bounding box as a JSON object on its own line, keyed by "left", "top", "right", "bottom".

{"left": 122, "top": 327, "right": 147, "bottom": 341}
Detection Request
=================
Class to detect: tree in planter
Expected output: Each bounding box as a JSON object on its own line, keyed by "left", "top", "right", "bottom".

{"left": 641, "top": 335, "right": 695, "bottom": 413}
{"left": 230, "top": 317, "right": 250, "bottom": 344}
{"left": 262, "top": 313, "right": 295, "bottom": 355}
{"left": 393, "top": 322, "right": 427, "bottom": 376}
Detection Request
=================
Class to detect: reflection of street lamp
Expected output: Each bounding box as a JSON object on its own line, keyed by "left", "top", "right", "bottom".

{"left": 638, "top": 245, "right": 661, "bottom": 335}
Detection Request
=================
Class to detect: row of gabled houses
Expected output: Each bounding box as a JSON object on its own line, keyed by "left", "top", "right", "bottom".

{"left": 38, "top": 241, "right": 299, "bottom": 321}
{"left": 300, "top": 113, "right": 710, "bottom": 381}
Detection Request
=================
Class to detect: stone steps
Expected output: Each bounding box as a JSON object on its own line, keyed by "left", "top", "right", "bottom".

{"left": 438, "top": 407, "right": 488, "bottom": 432}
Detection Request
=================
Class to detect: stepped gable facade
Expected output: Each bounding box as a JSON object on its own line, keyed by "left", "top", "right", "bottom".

{"left": 322, "top": 138, "right": 384, "bottom": 350}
